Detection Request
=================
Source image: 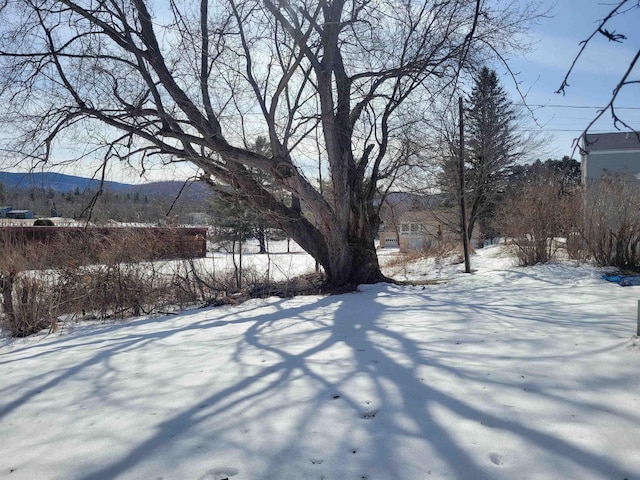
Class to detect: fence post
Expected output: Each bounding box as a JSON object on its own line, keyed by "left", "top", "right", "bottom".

{"left": 637, "top": 300, "right": 640, "bottom": 337}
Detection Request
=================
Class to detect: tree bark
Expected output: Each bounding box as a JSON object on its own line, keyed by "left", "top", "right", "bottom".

{"left": 1, "top": 273, "right": 17, "bottom": 332}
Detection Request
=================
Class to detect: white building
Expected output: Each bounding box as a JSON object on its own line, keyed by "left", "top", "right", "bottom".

{"left": 581, "top": 132, "right": 640, "bottom": 184}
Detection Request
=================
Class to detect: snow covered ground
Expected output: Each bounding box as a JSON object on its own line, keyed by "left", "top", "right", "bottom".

{"left": 1, "top": 245, "right": 639, "bottom": 479}
{"left": 196, "top": 239, "right": 318, "bottom": 283}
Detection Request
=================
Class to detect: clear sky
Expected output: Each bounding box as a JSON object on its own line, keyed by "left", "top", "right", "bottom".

{"left": 502, "top": 0, "right": 640, "bottom": 160}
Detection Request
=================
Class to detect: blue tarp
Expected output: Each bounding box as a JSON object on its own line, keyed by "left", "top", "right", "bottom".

{"left": 602, "top": 273, "right": 640, "bottom": 286}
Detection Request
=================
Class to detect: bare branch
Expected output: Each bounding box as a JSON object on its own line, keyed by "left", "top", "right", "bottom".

{"left": 556, "top": 0, "right": 631, "bottom": 95}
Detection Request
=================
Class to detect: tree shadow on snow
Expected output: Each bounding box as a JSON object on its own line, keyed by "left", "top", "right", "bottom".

{"left": 1, "top": 279, "right": 638, "bottom": 480}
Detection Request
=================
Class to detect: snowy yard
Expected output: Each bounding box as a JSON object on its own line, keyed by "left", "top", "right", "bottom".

{"left": 1, "top": 245, "right": 639, "bottom": 479}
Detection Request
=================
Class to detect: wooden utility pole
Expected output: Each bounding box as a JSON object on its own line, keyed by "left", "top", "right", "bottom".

{"left": 458, "top": 96, "right": 472, "bottom": 274}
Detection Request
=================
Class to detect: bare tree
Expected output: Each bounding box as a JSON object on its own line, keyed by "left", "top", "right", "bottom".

{"left": 0, "top": 0, "right": 538, "bottom": 289}
{"left": 557, "top": 0, "right": 640, "bottom": 140}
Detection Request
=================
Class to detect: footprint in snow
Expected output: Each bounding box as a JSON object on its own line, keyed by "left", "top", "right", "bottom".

{"left": 198, "top": 467, "right": 239, "bottom": 480}
{"left": 489, "top": 453, "right": 504, "bottom": 466}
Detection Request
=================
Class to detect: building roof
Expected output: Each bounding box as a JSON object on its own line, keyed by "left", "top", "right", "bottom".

{"left": 582, "top": 132, "right": 640, "bottom": 153}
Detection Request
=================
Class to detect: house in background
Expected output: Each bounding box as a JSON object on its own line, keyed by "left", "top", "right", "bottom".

{"left": 581, "top": 132, "right": 640, "bottom": 184}
{"left": 380, "top": 208, "right": 475, "bottom": 252}
{"left": 397, "top": 210, "right": 456, "bottom": 251}
{"left": 378, "top": 226, "right": 400, "bottom": 248}
{"left": 378, "top": 192, "right": 485, "bottom": 252}
{"left": 0, "top": 206, "right": 34, "bottom": 220}
{"left": 378, "top": 193, "right": 447, "bottom": 250}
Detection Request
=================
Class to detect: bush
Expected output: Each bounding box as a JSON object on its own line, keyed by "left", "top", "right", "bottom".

{"left": 0, "top": 229, "right": 179, "bottom": 335}
{"left": 1, "top": 274, "right": 62, "bottom": 337}
{"left": 578, "top": 175, "right": 640, "bottom": 270}
{"left": 0, "top": 234, "right": 62, "bottom": 336}
{"left": 52, "top": 229, "right": 178, "bottom": 319}
{"left": 0, "top": 226, "right": 311, "bottom": 337}
{"left": 494, "top": 181, "right": 578, "bottom": 266}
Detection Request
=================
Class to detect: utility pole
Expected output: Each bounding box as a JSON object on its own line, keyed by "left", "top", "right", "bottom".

{"left": 459, "top": 96, "right": 472, "bottom": 274}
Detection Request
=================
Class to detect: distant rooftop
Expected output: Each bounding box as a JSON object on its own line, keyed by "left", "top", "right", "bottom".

{"left": 582, "top": 132, "right": 640, "bottom": 153}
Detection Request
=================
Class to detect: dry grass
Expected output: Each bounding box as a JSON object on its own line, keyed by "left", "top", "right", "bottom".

{"left": 0, "top": 228, "right": 324, "bottom": 337}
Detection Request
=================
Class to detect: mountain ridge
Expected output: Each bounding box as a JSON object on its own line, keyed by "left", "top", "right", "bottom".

{"left": 0, "top": 171, "right": 211, "bottom": 199}
{"left": 0, "top": 171, "right": 130, "bottom": 192}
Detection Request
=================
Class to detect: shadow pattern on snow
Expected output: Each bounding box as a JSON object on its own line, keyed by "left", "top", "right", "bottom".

{"left": 0, "top": 270, "right": 638, "bottom": 480}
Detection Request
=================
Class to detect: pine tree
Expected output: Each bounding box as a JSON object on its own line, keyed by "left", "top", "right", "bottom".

{"left": 465, "top": 67, "right": 519, "bottom": 244}
{"left": 208, "top": 136, "right": 277, "bottom": 255}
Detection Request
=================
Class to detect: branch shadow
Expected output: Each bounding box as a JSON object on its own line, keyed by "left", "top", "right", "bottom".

{"left": 1, "top": 277, "right": 638, "bottom": 480}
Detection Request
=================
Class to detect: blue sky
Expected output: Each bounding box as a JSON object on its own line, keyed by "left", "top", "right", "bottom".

{"left": 3, "top": 1, "right": 638, "bottom": 182}
{"left": 501, "top": 0, "right": 640, "bottom": 160}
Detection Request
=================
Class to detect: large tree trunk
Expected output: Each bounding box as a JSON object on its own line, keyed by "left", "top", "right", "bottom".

{"left": 284, "top": 189, "right": 386, "bottom": 290}
{"left": 274, "top": 213, "right": 385, "bottom": 290}
{"left": 322, "top": 228, "right": 385, "bottom": 290}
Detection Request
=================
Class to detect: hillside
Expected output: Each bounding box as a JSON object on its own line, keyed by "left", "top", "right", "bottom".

{"left": 0, "top": 171, "right": 212, "bottom": 199}
{"left": 0, "top": 171, "right": 130, "bottom": 193}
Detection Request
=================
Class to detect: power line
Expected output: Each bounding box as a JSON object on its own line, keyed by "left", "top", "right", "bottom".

{"left": 514, "top": 128, "right": 621, "bottom": 132}
{"left": 518, "top": 103, "right": 640, "bottom": 110}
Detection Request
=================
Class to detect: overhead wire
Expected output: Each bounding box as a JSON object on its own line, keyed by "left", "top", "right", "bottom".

{"left": 516, "top": 103, "right": 640, "bottom": 110}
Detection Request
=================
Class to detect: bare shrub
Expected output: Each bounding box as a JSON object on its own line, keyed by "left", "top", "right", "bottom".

{"left": 2, "top": 274, "right": 63, "bottom": 337}
{"left": 1, "top": 225, "right": 318, "bottom": 337}
{"left": 247, "top": 273, "right": 324, "bottom": 298}
{"left": 379, "top": 240, "right": 462, "bottom": 282}
{"left": 563, "top": 197, "right": 591, "bottom": 263}
{"left": 57, "top": 263, "right": 169, "bottom": 320}
{"left": 53, "top": 229, "right": 176, "bottom": 320}
{"left": 381, "top": 240, "right": 459, "bottom": 269}
{"left": 1, "top": 228, "right": 185, "bottom": 335}
{"left": 494, "top": 181, "right": 578, "bottom": 266}
{"left": 171, "top": 258, "right": 233, "bottom": 308}
{"left": 0, "top": 232, "right": 61, "bottom": 336}
{"left": 579, "top": 175, "right": 640, "bottom": 270}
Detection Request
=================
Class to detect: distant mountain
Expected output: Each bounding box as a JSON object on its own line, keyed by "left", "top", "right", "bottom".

{"left": 0, "top": 171, "right": 131, "bottom": 192}
{"left": 0, "top": 171, "right": 213, "bottom": 199}
{"left": 122, "top": 180, "right": 213, "bottom": 200}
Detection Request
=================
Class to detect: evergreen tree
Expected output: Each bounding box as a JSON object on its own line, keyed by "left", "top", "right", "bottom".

{"left": 507, "top": 156, "right": 581, "bottom": 196}
{"left": 208, "top": 136, "right": 278, "bottom": 254}
{"left": 464, "top": 67, "right": 520, "bottom": 243}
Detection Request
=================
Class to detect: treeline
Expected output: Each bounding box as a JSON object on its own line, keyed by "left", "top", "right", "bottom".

{"left": 0, "top": 182, "right": 213, "bottom": 224}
